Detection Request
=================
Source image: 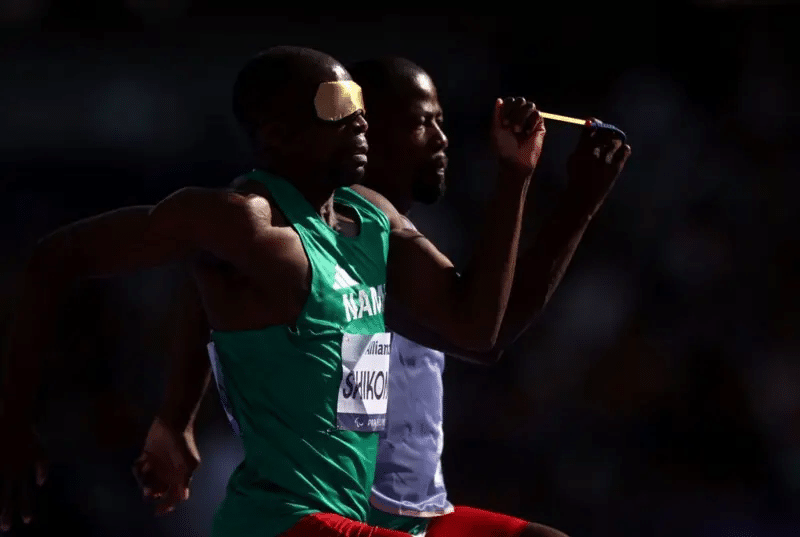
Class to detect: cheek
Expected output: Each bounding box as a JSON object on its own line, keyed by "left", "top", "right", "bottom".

{"left": 301, "top": 129, "right": 339, "bottom": 161}
{"left": 385, "top": 132, "right": 426, "bottom": 165}
{"left": 408, "top": 129, "right": 427, "bottom": 147}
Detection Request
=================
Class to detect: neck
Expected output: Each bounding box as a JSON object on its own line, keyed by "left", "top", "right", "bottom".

{"left": 362, "top": 172, "right": 413, "bottom": 216}
{"left": 256, "top": 157, "right": 337, "bottom": 216}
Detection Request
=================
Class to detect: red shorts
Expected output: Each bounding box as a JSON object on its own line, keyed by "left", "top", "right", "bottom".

{"left": 280, "top": 506, "right": 531, "bottom": 537}
{"left": 426, "top": 506, "right": 530, "bottom": 537}
{"left": 280, "top": 512, "right": 416, "bottom": 537}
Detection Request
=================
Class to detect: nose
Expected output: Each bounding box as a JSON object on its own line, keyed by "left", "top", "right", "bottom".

{"left": 349, "top": 110, "right": 368, "bottom": 134}
{"left": 433, "top": 122, "right": 448, "bottom": 150}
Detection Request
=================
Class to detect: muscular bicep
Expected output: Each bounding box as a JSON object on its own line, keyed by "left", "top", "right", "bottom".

{"left": 31, "top": 188, "right": 262, "bottom": 281}
{"left": 149, "top": 187, "right": 264, "bottom": 265}
{"left": 31, "top": 205, "right": 192, "bottom": 279}
{"left": 351, "top": 185, "right": 474, "bottom": 347}
{"left": 385, "top": 227, "right": 463, "bottom": 342}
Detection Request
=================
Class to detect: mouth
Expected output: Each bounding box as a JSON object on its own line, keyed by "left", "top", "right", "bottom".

{"left": 345, "top": 141, "right": 368, "bottom": 166}
{"left": 351, "top": 146, "right": 368, "bottom": 166}
{"left": 432, "top": 154, "right": 448, "bottom": 175}
{"left": 351, "top": 153, "right": 368, "bottom": 165}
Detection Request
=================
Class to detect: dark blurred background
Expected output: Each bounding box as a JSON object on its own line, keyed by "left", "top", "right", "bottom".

{"left": 1, "top": 1, "right": 799, "bottom": 536}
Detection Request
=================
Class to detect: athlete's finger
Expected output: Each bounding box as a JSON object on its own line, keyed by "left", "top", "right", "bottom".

{"left": 143, "top": 475, "right": 169, "bottom": 499}
{"left": 154, "top": 485, "right": 181, "bottom": 516}
{"left": 613, "top": 143, "right": 632, "bottom": 166}
{"left": 507, "top": 99, "right": 532, "bottom": 133}
{"left": 515, "top": 102, "right": 537, "bottom": 134}
{"left": 587, "top": 127, "right": 610, "bottom": 158}
{"left": 521, "top": 104, "right": 542, "bottom": 137}
{"left": 493, "top": 98, "right": 505, "bottom": 129}
{"left": 605, "top": 139, "right": 623, "bottom": 164}
{"left": 134, "top": 456, "right": 170, "bottom": 498}
{"left": 501, "top": 97, "right": 522, "bottom": 127}
{"left": 575, "top": 118, "right": 598, "bottom": 153}
{"left": 182, "top": 471, "right": 193, "bottom": 498}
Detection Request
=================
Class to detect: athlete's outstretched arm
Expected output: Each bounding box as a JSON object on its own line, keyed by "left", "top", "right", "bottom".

{"left": 1, "top": 188, "right": 255, "bottom": 423}
{"left": 0, "top": 188, "right": 261, "bottom": 531}
{"left": 386, "top": 125, "right": 632, "bottom": 364}
{"left": 366, "top": 97, "right": 545, "bottom": 353}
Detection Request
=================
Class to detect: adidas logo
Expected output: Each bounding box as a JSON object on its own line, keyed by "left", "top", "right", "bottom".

{"left": 332, "top": 265, "right": 359, "bottom": 290}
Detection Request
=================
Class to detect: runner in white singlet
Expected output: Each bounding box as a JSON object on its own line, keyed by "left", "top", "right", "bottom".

{"left": 132, "top": 56, "right": 630, "bottom": 537}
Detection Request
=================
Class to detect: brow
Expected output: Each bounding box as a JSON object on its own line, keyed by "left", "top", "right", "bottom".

{"left": 410, "top": 105, "right": 443, "bottom": 118}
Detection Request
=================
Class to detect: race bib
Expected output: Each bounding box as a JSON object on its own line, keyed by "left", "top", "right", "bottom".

{"left": 337, "top": 332, "right": 392, "bottom": 432}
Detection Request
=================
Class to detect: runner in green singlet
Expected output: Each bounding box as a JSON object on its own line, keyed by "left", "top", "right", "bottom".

{"left": 0, "top": 46, "right": 545, "bottom": 537}
{"left": 130, "top": 57, "right": 629, "bottom": 537}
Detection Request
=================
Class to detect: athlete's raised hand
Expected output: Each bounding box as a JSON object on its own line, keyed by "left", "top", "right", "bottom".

{"left": 491, "top": 97, "right": 546, "bottom": 175}
{"left": 565, "top": 118, "right": 631, "bottom": 210}
{"left": 132, "top": 417, "right": 200, "bottom": 516}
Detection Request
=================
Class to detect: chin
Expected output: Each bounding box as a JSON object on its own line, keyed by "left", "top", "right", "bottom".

{"left": 411, "top": 175, "right": 446, "bottom": 204}
{"left": 330, "top": 167, "right": 365, "bottom": 187}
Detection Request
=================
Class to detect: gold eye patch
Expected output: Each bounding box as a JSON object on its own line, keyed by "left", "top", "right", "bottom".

{"left": 314, "top": 81, "right": 365, "bottom": 121}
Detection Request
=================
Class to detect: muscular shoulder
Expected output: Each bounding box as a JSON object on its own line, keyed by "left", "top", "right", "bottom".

{"left": 156, "top": 186, "right": 273, "bottom": 233}
{"left": 349, "top": 185, "right": 411, "bottom": 232}
{"left": 148, "top": 185, "right": 296, "bottom": 270}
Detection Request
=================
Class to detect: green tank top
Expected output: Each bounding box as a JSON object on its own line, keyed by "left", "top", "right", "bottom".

{"left": 210, "top": 170, "right": 392, "bottom": 537}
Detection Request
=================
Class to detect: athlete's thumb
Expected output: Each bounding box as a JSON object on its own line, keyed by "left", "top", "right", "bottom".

{"left": 492, "top": 98, "right": 504, "bottom": 128}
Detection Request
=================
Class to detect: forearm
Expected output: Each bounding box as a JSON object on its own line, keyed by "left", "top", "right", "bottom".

{"left": 156, "top": 270, "right": 213, "bottom": 433}
{"left": 451, "top": 165, "right": 532, "bottom": 349}
{"left": 495, "top": 189, "right": 600, "bottom": 348}
{"left": 157, "top": 358, "right": 211, "bottom": 433}
{"left": 389, "top": 185, "right": 600, "bottom": 364}
{"left": 491, "top": 123, "right": 630, "bottom": 351}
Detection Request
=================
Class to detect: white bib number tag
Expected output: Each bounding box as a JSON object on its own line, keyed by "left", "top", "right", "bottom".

{"left": 337, "top": 332, "right": 391, "bottom": 432}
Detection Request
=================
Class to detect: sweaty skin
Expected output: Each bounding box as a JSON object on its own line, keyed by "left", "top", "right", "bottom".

{"left": 132, "top": 57, "right": 630, "bottom": 535}
{"left": 0, "top": 47, "right": 544, "bottom": 533}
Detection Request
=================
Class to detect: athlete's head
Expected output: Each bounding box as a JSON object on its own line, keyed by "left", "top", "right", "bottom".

{"left": 348, "top": 57, "right": 448, "bottom": 210}
{"left": 233, "top": 46, "right": 368, "bottom": 187}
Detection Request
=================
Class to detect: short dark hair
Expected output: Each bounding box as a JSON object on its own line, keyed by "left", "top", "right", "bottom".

{"left": 232, "top": 50, "right": 294, "bottom": 138}
{"left": 347, "top": 56, "right": 428, "bottom": 116}
{"left": 232, "top": 46, "right": 343, "bottom": 139}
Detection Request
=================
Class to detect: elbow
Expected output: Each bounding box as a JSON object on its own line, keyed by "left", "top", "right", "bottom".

{"left": 447, "top": 313, "right": 502, "bottom": 354}
{"left": 457, "top": 328, "right": 500, "bottom": 355}
{"left": 484, "top": 347, "right": 505, "bottom": 365}
{"left": 448, "top": 344, "right": 504, "bottom": 366}
{"left": 455, "top": 322, "right": 508, "bottom": 365}
{"left": 474, "top": 345, "right": 505, "bottom": 366}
